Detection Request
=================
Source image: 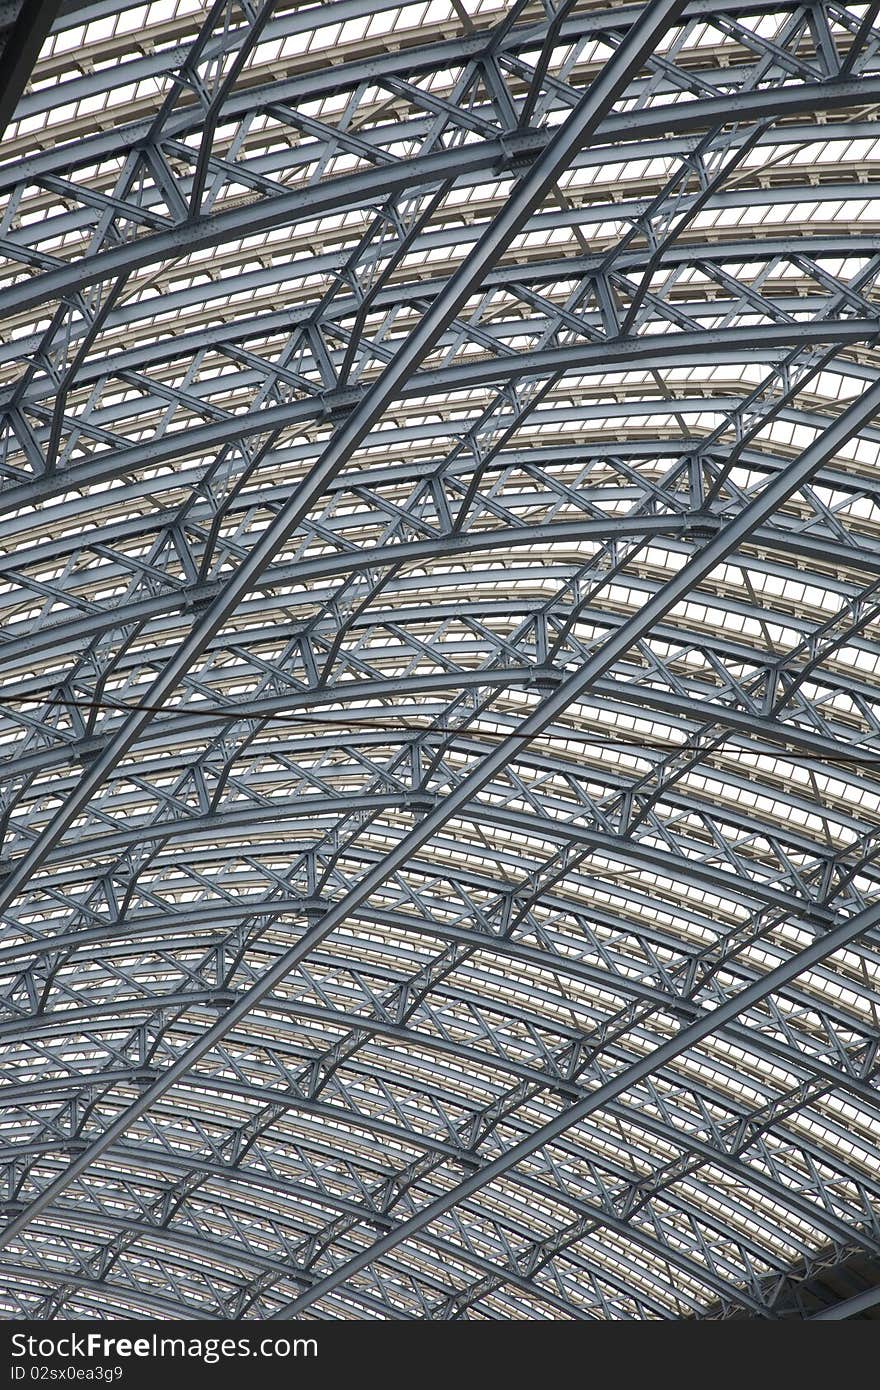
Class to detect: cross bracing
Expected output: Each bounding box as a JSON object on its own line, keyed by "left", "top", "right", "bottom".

{"left": 1, "top": 0, "right": 880, "bottom": 1322}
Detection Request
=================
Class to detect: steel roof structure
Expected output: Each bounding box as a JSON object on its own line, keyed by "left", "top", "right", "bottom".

{"left": 2, "top": 0, "right": 880, "bottom": 1322}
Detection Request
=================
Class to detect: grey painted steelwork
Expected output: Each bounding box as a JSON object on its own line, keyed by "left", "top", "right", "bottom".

{"left": 0, "top": 0, "right": 62, "bottom": 137}
{"left": 1, "top": 0, "right": 880, "bottom": 1321}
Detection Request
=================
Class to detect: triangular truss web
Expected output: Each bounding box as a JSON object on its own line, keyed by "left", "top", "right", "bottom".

{"left": 1, "top": 0, "right": 880, "bottom": 1320}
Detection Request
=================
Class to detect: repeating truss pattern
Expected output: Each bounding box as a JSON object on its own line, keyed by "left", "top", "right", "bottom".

{"left": 1, "top": 0, "right": 880, "bottom": 1320}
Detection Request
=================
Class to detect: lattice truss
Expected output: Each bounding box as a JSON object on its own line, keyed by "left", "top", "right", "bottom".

{"left": 3, "top": 0, "right": 880, "bottom": 1322}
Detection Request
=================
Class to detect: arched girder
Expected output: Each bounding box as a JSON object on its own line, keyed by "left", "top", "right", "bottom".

{"left": 8, "top": 0, "right": 878, "bottom": 161}
{"left": 0, "top": 1265, "right": 234, "bottom": 1320}
{"left": 9, "top": 525, "right": 880, "bottom": 705}
{"left": 1, "top": 787, "right": 861, "bottom": 924}
{"left": 2, "top": 1057, "right": 871, "bottom": 1267}
{"left": 9, "top": 869, "right": 880, "bottom": 1050}
{"left": 3, "top": 783, "right": 873, "bottom": 1128}
{"left": 0, "top": 427, "right": 876, "bottom": 595}
{"left": 4, "top": 722, "right": 874, "bottom": 899}
{"left": 5, "top": 650, "right": 880, "bottom": 830}
{"left": 2, "top": 913, "right": 880, "bottom": 1159}
{"left": 9, "top": 0, "right": 869, "bottom": 143}
{"left": 0, "top": 1086, "right": 804, "bottom": 1319}
{"left": 5, "top": 455, "right": 878, "bottom": 756}
{"left": 9, "top": 502, "right": 880, "bottom": 730}
{"left": 262, "top": 891, "right": 880, "bottom": 1317}
{"left": 3, "top": 318, "right": 878, "bottom": 515}
{"left": 0, "top": 1093, "right": 835, "bottom": 1286}
{"left": 4, "top": 77, "right": 880, "bottom": 329}
{"left": 5, "top": 390, "right": 880, "bottom": 574}
{"left": 1, "top": 1029, "right": 875, "bottom": 1282}
{"left": 8, "top": 1195, "right": 667, "bottom": 1321}
{"left": 5, "top": 578, "right": 878, "bottom": 889}
{"left": 0, "top": 971, "right": 875, "bottom": 1128}
{"left": 4, "top": 459, "right": 880, "bottom": 745}
{"left": 0, "top": 1017, "right": 867, "bottom": 1317}
{"left": 3, "top": 292, "right": 875, "bottom": 432}
{"left": 12, "top": 1181, "right": 610, "bottom": 1320}
{"left": 4, "top": 0, "right": 880, "bottom": 1320}
{"left": 6, "top": 237, "right": 880, "bottom": 399}
{"left": 3, "top": 917, "right": 873, "bottom": 1273}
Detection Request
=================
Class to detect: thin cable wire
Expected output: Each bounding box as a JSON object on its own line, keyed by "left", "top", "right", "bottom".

{"left": 2, "top": 689, "right": 879, "bottom": 761}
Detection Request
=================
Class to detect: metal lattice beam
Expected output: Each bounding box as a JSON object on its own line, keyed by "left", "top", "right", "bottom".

{"left": 3, "top": 0, "right": 880, "bottom": 1321}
